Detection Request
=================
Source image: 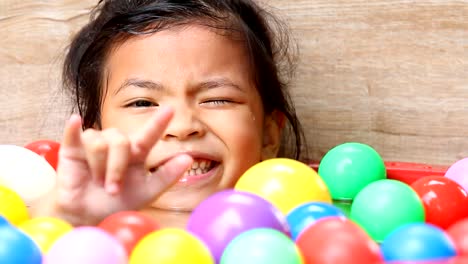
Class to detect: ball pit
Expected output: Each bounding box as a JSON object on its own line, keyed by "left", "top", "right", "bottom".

{"left": 350, "top": 179, "right": 425, "bottom": 242}
{"left": 98, "top": 211, "right": 160, "bottom": 255}
{"left": 129, "top": 228, "right": 214, "bottom": 264}
{"left": 186, "top": 189, "right": 289, "bottom": 262}
{"left": 318, "top": 142, "right": 386, "bottom": 200}
{"left": 46, "top": 226, "right": 127, "bottom": 264}
{"left": 287, "top": 201, "right": 347, "bottom": 241}
{"left": 220, "top": 228, "right": 303, "bottom": 264}
{"left": 1, "top": 141, "right": 468, "bottom": 264}
{"left": 0, "top": 223, "right": 42, "bottom": 264}
{"left": 19, "top": 217, "right": 73, "bottom": 253}
{"left": 411, "top": 176, "right": 468, "bottom": 229}
{"left": 234, "top": 158, "right": 332, "bottom": 215}
{"left": 0, "top": 144, "right": 56, "bottom": 206}
{"left": 381, "top": 223, "right": 457, "bottom": 262}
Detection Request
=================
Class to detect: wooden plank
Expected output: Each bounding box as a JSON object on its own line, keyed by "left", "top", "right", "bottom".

{"left": 1, "top": 0, "right": 467, "bottom": 166}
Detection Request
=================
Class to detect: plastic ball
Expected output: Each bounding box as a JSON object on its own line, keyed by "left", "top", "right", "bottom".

{"left": 46, "top": 226, "right": 127, "bottom": 264}
{"left": 0, "top": 215, "right": 8, "bottom": 226}
{"left": 286, "top": 202, "right": 346, "bottom": 241}
{"left": 98, "top": 211, "right": 160, "bottom": 255}
{"left": 445, "top": 158, "right": 468, "bottom": 192}
{"left": 296, "top": 217, "right": 383, "bottom": 264}
{"left": 18, "top": 217, "right": 73, "bottom": 253}
{"left": 387, "top": 257, "right": 467, "bottom": 264}
{"left": 0, "top": 224, "right": 42, "bottom": 264}
{"left": 186, "top": 190, "right": 289, "bottom": 262}
{"left": 0, "top": 185, "right": 29, "bottom": 225}
{"left": 381, "top": 223, "right": 456, "bottom": 262}
{"left": 411, "top": 176, "right": 468, "bottom": 229}
{"left": 447, "top": 218, "right": 468, "bottom": 256}
{"left": 220, "top": 228, "right": 303, "bottom": 264}
{"left": 24, "top": 139, "right": 60, "bottom": 171}
{"left": 129, "top": 228, "right": 214, "bottom": 264}
{"left": 318, "top": 142, "right": 386, "bottom": 200}
{"left": 350, "top": 179, "right": 425, "bottom": 242}
{"left": 332, "top": 200, "right": 352, "bottom": 217}
{"left": 0, "top": 144, "right": 56, "bottom": 205}
{"left": 235, "top": 158, "right": 331, "bottom": 215}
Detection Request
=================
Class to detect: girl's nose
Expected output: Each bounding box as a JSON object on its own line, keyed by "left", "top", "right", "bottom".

{"left": 163, "top": 105, "right": 205, "bottom": 140}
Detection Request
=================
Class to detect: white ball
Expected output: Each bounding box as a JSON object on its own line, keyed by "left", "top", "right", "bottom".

{"left": 0, "top": 144, "right": 57, "bottom": 206}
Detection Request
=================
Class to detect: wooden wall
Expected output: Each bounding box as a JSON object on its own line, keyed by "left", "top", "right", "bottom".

{"left": 1, "top": 0, "right": 467, "bottom": 166}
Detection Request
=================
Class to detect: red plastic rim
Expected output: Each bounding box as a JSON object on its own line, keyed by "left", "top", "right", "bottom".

{"left": 309, "top": 161, "right": 448, "bottom": 185}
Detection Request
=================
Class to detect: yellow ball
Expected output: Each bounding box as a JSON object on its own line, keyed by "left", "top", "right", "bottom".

{"left": 130, "top": 228, "right": 214, "bottom": 264}
{"left": 19, "top": 217, "right": 73, "bottom": 253}
{"left": 0, "top": 185, "right": 29, "bottom": 225}
{"left": 235, "top": 158, "right": 332, "bottom": 215}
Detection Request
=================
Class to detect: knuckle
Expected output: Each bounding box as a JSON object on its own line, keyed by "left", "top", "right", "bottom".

{"left": 89, "top": 139, "right": 107, "bottom": 154}
{"left": 104, "top": 129, "right": 130, "bottom": 149}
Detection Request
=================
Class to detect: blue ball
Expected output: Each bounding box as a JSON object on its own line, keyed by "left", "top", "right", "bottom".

{"left": 0, "top": 225, "right": 42, "bottom": 264}
{"left": 381, "top": 223, "right": 456, "bottom": 262}
{"left": 0, "top": 215, "right": 9, "bottom": 226}
{"left": 286, "top": 202, "right": 346, "bottom": 240}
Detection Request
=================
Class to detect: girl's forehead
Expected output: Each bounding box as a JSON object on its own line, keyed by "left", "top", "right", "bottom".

{"left": 114, "top": 23, "right": 245, "bottom": 53}
{"left": 107, "top": 24, "right": 249, "bottom": 69}
{"left": 103, "top": 24, "right": 254, "bottom": 91}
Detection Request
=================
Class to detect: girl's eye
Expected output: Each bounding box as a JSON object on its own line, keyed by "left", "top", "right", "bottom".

{"left": 126, "top": 100, "right": 158, "bottom": 108}
{"left": 202, "top": 99, "right": 231, "bottom": 106}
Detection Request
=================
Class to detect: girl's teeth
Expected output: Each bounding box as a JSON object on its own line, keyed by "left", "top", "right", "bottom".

{"left": 190, "top": 159, "right": 212, "bottom": 170}
{"left": 183, "top": 159, "right": 215, "bottom": 176}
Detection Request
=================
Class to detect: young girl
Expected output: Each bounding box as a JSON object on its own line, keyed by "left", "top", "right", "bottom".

{"left": 32, "top": 0, "right": 306, "bottom": 228}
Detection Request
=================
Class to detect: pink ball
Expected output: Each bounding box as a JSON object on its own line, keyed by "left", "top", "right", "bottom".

{"left": 445, "top": 158, "right": 468, "bottom": 192}
{"left": 45, "top": 226, "right": 127, "bottom": 264}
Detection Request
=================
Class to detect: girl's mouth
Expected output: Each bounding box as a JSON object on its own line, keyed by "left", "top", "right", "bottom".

{"left": 178, "top": 158, "right": 220, "bottom": 184}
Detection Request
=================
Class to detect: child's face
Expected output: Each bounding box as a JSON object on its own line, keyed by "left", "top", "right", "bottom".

{"left": 99, "top": 24, "right": 282, "bottom": 211}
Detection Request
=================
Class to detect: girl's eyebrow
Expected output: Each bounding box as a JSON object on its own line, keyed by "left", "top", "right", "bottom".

{"left": 114, "top": 77, "right": 245, "bottom": 95}
{"left": 114, "top": 78, "right": 164, "bottom": 95}
{"left": 197, "top": 78, "right": 245, "bottom": 93}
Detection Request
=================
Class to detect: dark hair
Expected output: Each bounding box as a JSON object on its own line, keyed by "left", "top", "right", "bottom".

{"left": 63, "top": 0, "right": 307, "bottom": 160}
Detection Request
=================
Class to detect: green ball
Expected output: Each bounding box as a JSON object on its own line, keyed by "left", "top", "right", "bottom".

{"left": 318, "top": 142, "right": 386, "bottom": 200}
{"left": 350, "top": 179, "right": 425, "bottom": 243}
{"left": 333, "top": 200, "right": 352, "bottom": 218}
{"left": 220, "top": 228, "right": 303, "bottom": 264}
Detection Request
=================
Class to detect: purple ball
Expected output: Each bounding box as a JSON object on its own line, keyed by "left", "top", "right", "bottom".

{"left": 186, "top": 189, "right": 289, "bottom": 263}
{"left": 445, "top": 158, "right": 468, "bottom": 192}
{"left": 45, "top": 226, "right": 127, "bottom": 264}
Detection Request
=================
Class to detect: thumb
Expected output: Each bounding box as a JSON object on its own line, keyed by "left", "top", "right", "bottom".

{"left": 142, "top": 154, "right": 193, "bottom": 201}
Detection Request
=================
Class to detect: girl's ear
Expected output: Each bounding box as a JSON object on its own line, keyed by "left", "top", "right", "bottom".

{"left": 261, "top": 110, "right": 286, "bottom": 160}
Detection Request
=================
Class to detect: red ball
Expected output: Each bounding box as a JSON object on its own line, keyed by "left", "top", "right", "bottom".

{"left": 24, "top": 139, "right": 60, "bottom": 171}
{"left": 295, "top": 217, "right": 383, "bottom": 264}
{"left": 411, "top": 176, "right": 468, "bottom": 229}
{"left": 97, "top": 211, "right": 160, "bottom": 255}
{"left": 447, "top": 218, "right": 468, "bottom": 257}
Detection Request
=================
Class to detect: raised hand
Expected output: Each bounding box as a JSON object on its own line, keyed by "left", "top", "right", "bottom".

{"left": 32, "top": 107, "right": 192, "bottom": 226}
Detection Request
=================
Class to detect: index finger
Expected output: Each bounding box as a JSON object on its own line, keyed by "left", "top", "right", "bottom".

{"left": 130, "top": 107, "right": 174, "bottom": 158}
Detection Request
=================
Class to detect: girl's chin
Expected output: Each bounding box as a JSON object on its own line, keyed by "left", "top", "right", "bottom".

{"left": 140, "top": 207, "right": 191, "bottom": 228}
{"left": 150, "top": 185, "right": 220, "bottom": 212}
